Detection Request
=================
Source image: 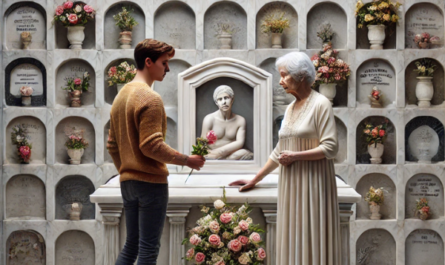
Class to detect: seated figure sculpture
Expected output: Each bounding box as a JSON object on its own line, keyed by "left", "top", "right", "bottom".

{"left": 201, "top": 85, "right": 253, "bottom": 160}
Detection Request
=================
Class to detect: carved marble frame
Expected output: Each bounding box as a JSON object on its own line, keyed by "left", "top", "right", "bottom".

{"left": 178, "top": 57, "right": 273, "bottom": 173}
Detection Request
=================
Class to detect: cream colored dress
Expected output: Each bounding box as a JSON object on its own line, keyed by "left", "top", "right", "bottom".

{"left": 271, "top": 90, "right": 341, "bottom": 265}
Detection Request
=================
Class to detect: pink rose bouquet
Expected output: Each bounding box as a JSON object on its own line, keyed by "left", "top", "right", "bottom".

{"left": 183, "top": 191, "right": 266, "bottom": 264}
{"left": 11, "top": 124, "right": 33, "bottom": 164}
{"left": 107, "top": 61, "right": 136, "bottom": 86}
{"left": 311, "top": 43, "right": 351, "bottom": 85}
{"left": 54, "top": 1, "right": 95, "bottom": 27}
{"left": 414, "top": 32, "right": 440, "bottom": 49}
{"left": 363, "top": 119, "right": 389, "bottom": 147}
{"left": 20, "top": 86, "right": 33, "bottom": 96}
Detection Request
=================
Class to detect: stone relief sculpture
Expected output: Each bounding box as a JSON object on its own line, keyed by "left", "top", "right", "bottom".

{"left": 201, "top": 85, "right": 253, "bottom": 160}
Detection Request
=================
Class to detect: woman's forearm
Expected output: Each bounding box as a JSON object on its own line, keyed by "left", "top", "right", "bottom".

{"left": 292, "top": 147, "right": 326, "bottom": 161}
{"left": 252, "top": 158, "right": 279, "bottom": 183}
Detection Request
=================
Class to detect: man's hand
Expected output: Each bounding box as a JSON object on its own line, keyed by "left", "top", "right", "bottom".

{"left": 278, "top": 150, "right": 296, "bottom": 166}
{"left": 187, "top": 155, "right": 205, "bottom": 170}
{"left": 228, "top": 179, "right": 256, "bottom": 192}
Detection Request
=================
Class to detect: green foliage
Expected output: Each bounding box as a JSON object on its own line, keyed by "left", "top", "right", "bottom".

{"left": 414, "top": 58, "right": 436, "bottom": 77}
{"left": 61, "top": 72, "right": 90, "bottom": 92}
{"left": 65, "top": 135, "right": 89, "bottom": 150}
{"left": 113, "top": 7, "right": 138, "bottom": 31}
{"left": 191, "top": 138, "right": 210, "bottom": 156}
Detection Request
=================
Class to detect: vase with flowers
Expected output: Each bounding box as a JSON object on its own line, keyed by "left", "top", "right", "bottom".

{"left": 365, "top": 186, "right": 385, "bottom": 220}
{"left": 107, "top": 61, "right": 137, "bottom": 92}
{"left": 413, "top": 58, "right": 436, "bottom": 108}
{"left": 415, "top": 198, "right": 431, "bottom": 220}
{"left": 214, "top": 23, "right": 240, "bottom": 49}
{"left": 355, "top": 0, "right": 401, "bottom": 49}
{"left": 62, "top": 71, "right": 90, "bottom": 107}
{"left": 20, "top": 31, "right": 32, "bottom": 49}
{"left": 317, "top": 23, "right": 334, "bottom": 47}
{"left": 65, "top": 126, "right": 89, "bottom": 165}
{"left": 11, "top": 124, "right": 32, "bottom": 164}
{"left": 113, "top": 7, "right": 138, "bottom": 49}
{"left": 261, "top": 12, "right": 290, "bottom": 49}
{"left": 54, "top": 1, "right": 95, "bottom": 50}
{"left": 20, "top": 86, "right": 33, "bottom": 106}
{"left": 414, "top": 32, "right": 440, "bottom": 49}
{"left": 368, "top": 86, "right": 383, "bottom": 108}
{"left": 363, "top": 119, "right": 388, "bottom": 164}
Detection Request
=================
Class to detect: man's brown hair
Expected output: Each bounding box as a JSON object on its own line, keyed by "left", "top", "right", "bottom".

{"left": 134, "top": 39, "right": 175, "bottom": 70}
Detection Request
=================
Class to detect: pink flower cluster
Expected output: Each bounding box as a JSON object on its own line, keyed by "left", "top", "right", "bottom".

{"left": 414, "top": 32, "right": 440, "bottom": 49}
{"left": 20, "top": 86, "right": 33, "bottom": 96}
{"left": 19, "top": 145, "right": 31, "bottom": 162}
{"left": 311, "top": 43, "right": 351, "bottom": 85}
{"left": 54, "top": 1, "right": 95, "bottom": 26}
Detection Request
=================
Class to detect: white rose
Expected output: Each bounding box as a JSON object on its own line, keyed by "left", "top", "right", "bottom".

{"left": 246, "top": 217, "right": 253, "bottom": 224}
{"left": 60, "top": 16, "right": 66, "bottom": 21}
{"left": 214, "top": 199, "right": 225, "bottom": 210}
{"left": 75, "top": 5, "right": 82, "bottom": 13}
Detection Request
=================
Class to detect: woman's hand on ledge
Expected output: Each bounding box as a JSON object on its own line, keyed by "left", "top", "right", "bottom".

{"left": 228, "top": 179, "right": 256, "bottom": 192}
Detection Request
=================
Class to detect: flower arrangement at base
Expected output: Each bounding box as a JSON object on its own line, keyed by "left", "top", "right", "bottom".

{"left": 113, "top": 7, "right": 139, "bottom": 49}
{"left": 415, "top": 198, "right": 431, "bottom": 220}
{"left": 62, "top": 72, "right": 91, "bottom": 107}
{"left": 183, "top": 190, "right": 266, "bottom": 265}
{"left": 365, "top": 186, "right": 385, "bottom": 220}
{"left": 311, "top": 42, "right": 351, "bottom": 105}
{"left": 413, "top": 59, "right": 436, "bottom": 108}
{"left": 261, "top": 12, "right": 290, "bottom": 49}
{"left": 11, "top": 124, "right": 32, "bottom": 164}
{"left": 20, "top": 86, "right": 33, "bottom": 106}
{"left": 414, "top": 32, "right": 440, "bottom": 49}
{"left": 316, "top": 23, "right": 334, "bottom": 45}
{"left": 107, "top": 62, "right": 137, "bottom": 92}
{"left": 363, "top": 119, "right": 388, "bottom": 164}
{"left": 64, "top": 126, "right": 89, "bottom": 165}
{"left": 214, "top": 23, "right": 241, "bottom": 50}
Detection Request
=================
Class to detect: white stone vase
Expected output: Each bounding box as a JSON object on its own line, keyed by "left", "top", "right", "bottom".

{"left": 117, "top": 83, "right": 126, "bottom": 93}
{"left": 119, "top": 31, "right": 132, "bottom": 49}
{"left": 368, "top": 143, "right": 384, "bottom": 164}
{"left": 369, "top": 204, "right": 382, "bottom": 220}
{"left": 218, "top": 33, "right": 232, "bottom": 49}
{"left": 67, "top": 148, "right": 84, "bottom": 165}
{"left": 415, "top": 76, "right": 434, "bottom": 108}
{"left": 367, "top": 25, "right": 386, "bottom": 50}
{"left": 69, "top": 202, "right": 83, "bottom": 220}
{"left": 319, "top": 83, "right": 337, "bottom": 105}
{"left": 271, "top": 32, "right": 283, "bottom": 49}
{"left": 66, "top": 26, "right": 85, "bottom": 50}
{"left": 21, "top": 96, "right": 31, "bottom": 106}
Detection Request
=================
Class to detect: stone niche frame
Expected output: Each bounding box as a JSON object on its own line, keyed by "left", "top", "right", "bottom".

{"left": 6, "top": 230, "right": 46, "bottom": 265}
{"left": 178, "top": 58, "right": 272, "bottom": 173}
{"left": 405, "top": 229, "right": 444, "bottom": 265}
{"left": 3, "top": 2, "right": 47, "bottom": 50}
{"left": 405, "top": 173, "right": 444, "bottom": 219}
{"left": 55, "top": 230, "right": 95, "bottom": 265}
{"left": 355, "top": 228, "right": 396, "bottom": 264}
{"left": 5, "top": 58, "right": 47, "bottom": 106}
{"left": 405, "top": 3, "right": 444, "bottom": 49}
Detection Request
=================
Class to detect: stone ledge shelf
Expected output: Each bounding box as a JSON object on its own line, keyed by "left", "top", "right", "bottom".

{"left": 91, "top": 174, "right": 361, "bottom": 265}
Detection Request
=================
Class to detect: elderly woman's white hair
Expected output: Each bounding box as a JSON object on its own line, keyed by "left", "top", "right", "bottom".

{"left": 213, "top": 85, "right": 234, "bottom": 103}
{"left": 275, "top": 52, "right": 316, "bottom": 85}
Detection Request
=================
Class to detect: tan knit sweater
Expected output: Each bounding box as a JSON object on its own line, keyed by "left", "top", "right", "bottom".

{"left": 107, "top": 81, "right": 181, "bottom": 184}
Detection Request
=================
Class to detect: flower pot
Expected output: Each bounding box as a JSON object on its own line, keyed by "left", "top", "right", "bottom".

{"left": 415, "top": 76, "right": 434, "bottom": 108}
{"left": 271, "top": 32, "right": 283, "bottom": 49}
{"left": 119, "top": 31, "right": 132, "bottom": 49}
{"left": 69, "top": 202, "right": 83, "bottom": 220}
{"left": 418, "top": 210, "right": 429, "bottom": 220}
{"left": 218, "top": 33, "right": 232, "bottom": 49}
{"left": 66, "top": 26, "right": 85, "bottom": 50}
{"left": 367, "top": 25, "right": 386, "bottom": 50}
{"left": 68, "top": 90, "right": 82, "bottom": 107}
{"left": 319, "top": 83, "right": 337, "bottom": 105}
{"left": 67, "top": 148, "right": 84, "bottom": 165}
{"left": 418, "top": 42, "right": 430, "bottom": 49}
{"left": 21, "top": 37, "right": 32, "bottom": 49}
{"left": 369, "top": 204, "right": 382, "bottom": 220}
{"left": 21, "top": 96, "right": 31, "bottom": 106}
{"left": 368, "top": 143, "right": 384, "bottom": 164}
{"left": 117, "top": 83, "right": 126, "bottom": 93}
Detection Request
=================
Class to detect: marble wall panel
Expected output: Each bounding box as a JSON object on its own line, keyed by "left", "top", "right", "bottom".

{"left": 307, "top": 3, "right": 346, "bottom": 49}
{"left": 55, "top": 175, "right": 95, "bottom": 220}
{"left": 405, "top": 174, "right": 444, "bottom": 219}
{"left": 55, "top": 230, "right": 95, "bottom": 265}
{"left": 356, "top": 229, "right": 396, "bottom": 265}
{"left": 6, "top": 174, "right": 45, "bottom": 219}
{"left": 405, "top": 116, "right": 444, "bottom": 162}
{"left": 405, "top": 3, "right": 444, "bottom": 49}
{"left": 406, "top": 229, "right": 444, "bottom": 265}
{"left": 166, "top": 117, "right": 178, "bottom": 150}
{"left": 335, "top": 117, "right": 347, "bottom": 164}
{"left": 6, "top": 230, "right": 45, "bottom": 265}
{"left": 154, "top": 59, "right": 191, "bottom": 108}
{"left": 258, "top": 57, "right": 294, "bottom": 105}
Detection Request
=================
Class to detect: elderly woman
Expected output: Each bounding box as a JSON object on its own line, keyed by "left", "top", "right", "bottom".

{"left": 230, "top": 52, "right": 341, "bottom": 265}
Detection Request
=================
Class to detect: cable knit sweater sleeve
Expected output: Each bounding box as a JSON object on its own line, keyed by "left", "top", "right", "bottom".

{"left": 137, "top": 92, "right": 178, "bottom": 163}
{"left": 107, "top": 116, "right": 122, "bottom": 170}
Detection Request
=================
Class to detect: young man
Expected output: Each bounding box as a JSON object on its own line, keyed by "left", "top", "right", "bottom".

{"left": 107, "top": 39, "right": 205, "bottom": 265}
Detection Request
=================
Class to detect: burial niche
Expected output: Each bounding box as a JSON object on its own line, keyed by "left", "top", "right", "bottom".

{"left": 104, "top": 2, "right": 145, "bottom": 49}
{"left": 406, "top": 230, "right": 444, "bottom": 265}
{"left": 204, "top": 2, "right": 247, "bottom": 49}
{"left": 356, "top": 229, "right": 396, "bottom": 264}
{"left": 335, "top": 117, "right": 347, "bottom": 164}
{"left": 356, "top": 116, "right": 396, "bottom": 164}
{"left": 356, "top": 59, "right": 396, "bottom": 108}
{"left": 405, "top": 174, "right": 444, "bottom": 219}
{"left": 259, "top": 57, "right": 294, "bottom": 105}
{"left": 405, "top": 58, "right": 444, "bottom": 107}
{"left": 56, "top": 59, "right": 96, "bottom": 107}
{"left": 356, "top": 173, "right": 396, "bottom": 220}
{"left": 55, "top": 230, "right": 95, "bottom": 265}
{"left": 6, "top": 230, "right": 46, "bottom": 265}
{"left": 166, "top": 117, "right": 178, "bottom": 150}
{"left": 4, "top": 2, "right": 46, "bottom": 50}
{"left": 196, "top": 77, "right": 254, "bottom": 160}
{"left": 55, "top": 175, "right": 95, "bottom": 220}
{"left": 154, "top": 59, "right": 191, "bottom": 108}
{"left": 256, "top": 2, "right": 298, "bottom": 49}
{"left": 307, "top": 2, "right": 347, "bottom": 49}
{"left": 356, "top": 19, "right": 396, "bottom": 49}
{"left": 5, "top": 58, "right": 46, "bottom": 106}
{"left": 104, "top": 58, "right": 136, "bottom": 105}
{"left": 405, "top": 116, "right": 444, "bottom": 163}
{"left": 405, "top": 3, "right": 444, "bottom": 49}
{"left": 6, "top": 174, "right": 45, "bottom": 220}
{"left": 55, "top": 117, "right": 95, "bottom": 164}
{"left": 6, "top": 116, "right": 46, "bottom": 164}
{"left": 154, "top": 1, "right": 195, "bottom": 49}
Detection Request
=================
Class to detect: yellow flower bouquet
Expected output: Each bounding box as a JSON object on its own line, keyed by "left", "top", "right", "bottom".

{"left": 355, "top": 0, "right": 401, "bottom": 28}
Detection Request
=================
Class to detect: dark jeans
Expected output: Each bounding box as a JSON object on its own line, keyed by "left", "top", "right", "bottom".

{"left": 115, "top": 180, "right": 169, "bottom": 265}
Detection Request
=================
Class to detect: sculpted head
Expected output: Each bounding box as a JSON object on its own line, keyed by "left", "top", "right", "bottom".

{"left": 213, "top": 85, "right": 234, "bottom": 111}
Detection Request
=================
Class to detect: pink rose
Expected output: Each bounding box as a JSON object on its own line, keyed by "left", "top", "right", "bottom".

{"left": 63, "top": 1, "right": 73, "bottom": 9}
{"left": 256, "top": 248, "right": 266, "bottom": 261}
{"left": 189, "top": 234, "right": 201, "bottom": 246}
{"left": 319, "top": 66, "right": 329, "bottom": 74}
{"left": 209, "top": 221, "right": 220, "bottom": 233}
{"left": 74, "top": 78, "right": 82, "bottom": 85}
{"left": 20, "top": 86, "right": 33, "bottom": 96}
{"left": 67, "top": 13, "right": 78, "bottom": 24}
{"left": 379, "top": 129, "right": 385, "bottom": 137}
{"left": 228, "top": 239, "right": 242, "bottom": 252}
{"left": 220, "top": 213, "right": 233, "bottom": 224}
{"left": 238, "top": 220, "right": 249, "bottom": 231}
{"left": 55, "top": 6, "right": 64, "bottom": 16}
{"left": 209, "top": 234, "right": 221, "bottom": 246}
{"left": 186, "top": 248, "right": 194, "bottom": 259}
{"left": 249, "top": 232, "right": 261, "bottom": 244}
{"left": 327, "top": 57, "right": 336, "bottom": 64}
{"left": 335, "top": 74, "right": 341, "bottom": 81}
{"left": 19, "top": 145, "right": 31, "bottom": 161}
{"left": 110, "top": 66, "right": 117, "bottom": 75}
{"left": 206, "top": 130, "right": 217, "bottom": 145}
{"left": 310, "top": 54, "right": 319, "bottom": 61}
{"left": 238, "top": 235, "right": 249, "bottom": 245}
{"left": 195, "top": 252, "right": 205, "bottom": 264}
{"left": 84, "top": 5, "right": 94, "bottom": 13}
